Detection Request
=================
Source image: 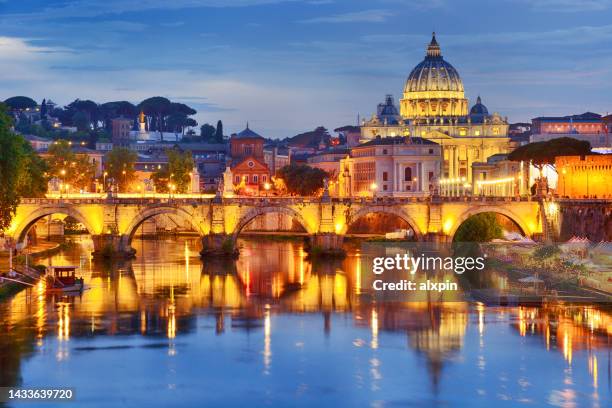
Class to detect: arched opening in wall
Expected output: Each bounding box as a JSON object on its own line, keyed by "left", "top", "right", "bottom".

{"left": 346, "top": 212, "right": 417, "bottom": 240}
{"left": 126, "top": 209, "right": 203, "bottom": 260}
{"left": 452, "top": 212, "right": 525, "bottom": 243}
{"left": 132, "top": 213, "right": 199, "bottom": 240}
{"left": 16, "top": 211, "right": 94, "bottom": 252}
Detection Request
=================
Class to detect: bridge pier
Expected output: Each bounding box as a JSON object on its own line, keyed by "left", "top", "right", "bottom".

{"left": 91, "top": 234, "right": 136, "bottom": 259}
{"left": 307, "top": 233, "right": 346, "bottom": 257}
{"left": 200, "top": 233, "right": 239, "bottom": 258}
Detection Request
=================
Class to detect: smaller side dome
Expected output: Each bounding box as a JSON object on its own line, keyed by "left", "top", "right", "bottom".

{"left": 470, "top": 96, "right": 489, "bottom": 116}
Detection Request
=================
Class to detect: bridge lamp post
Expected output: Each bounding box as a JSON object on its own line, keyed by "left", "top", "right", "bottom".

{"left": 264, "top": 182, "right": 271, "bottom": 196}
{"left": 370, "top": 182, "right": 378, "bottom": 197}
{"left": 103, "top": 171, "right": 108, "bottom": 193}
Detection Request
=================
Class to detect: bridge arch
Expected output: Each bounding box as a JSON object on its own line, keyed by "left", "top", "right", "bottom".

{"left": 346, "top": 205, "right": 423, "bottom": 240}
{"left": 448, "top": 206, "right": 532, "bottom": 241}
{"left": 13, "top": 206, "right": 97, "bottom": 244}
{"left": 232, "top": 205, "right": 313, "bottom": 242}
{"left": 123, "top": 205, "right": 205, "bottom": 244}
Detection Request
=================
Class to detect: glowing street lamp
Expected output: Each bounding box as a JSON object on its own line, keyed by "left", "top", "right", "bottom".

{"left": 370, "top": 182, "right": 378, "bottom": 197}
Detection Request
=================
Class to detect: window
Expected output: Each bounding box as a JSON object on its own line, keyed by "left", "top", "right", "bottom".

{"left": 382, "top": 172, "right": 388, "bottom": 181}
{"left": 253, "top": 175, "right": 258, "bottom": 183}
{"left": 382, "top": 149, "right": 388, "bottom": 155}
{"left": 235, "top": 176, "right": 240, "bottom": 183}
{"left": 429, "top": 148, "right": 434, "bottom": 154}
{"left": 262, "top": 175, "right": 267, "bottom": 182}
{"left": 428, "top": 171, "right": 434, "bottom": 181}
{"left": 383, "top": 185, "right": 388, "bottom": 191}
{"left": 404, "top": 167, "right": 412, "bottom": 181}
{"left": 475, "top": 130, "right": 481, "bottom": 136}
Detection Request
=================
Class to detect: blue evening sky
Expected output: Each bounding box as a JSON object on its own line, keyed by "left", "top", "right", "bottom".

{"left": 1, "top": 0, "right": 611, "bottom": 138}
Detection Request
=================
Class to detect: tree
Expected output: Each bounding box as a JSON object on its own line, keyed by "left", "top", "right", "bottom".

{"left": 72, "top": 111, "right": 90, "bottom": 132}
{"left": 276, "top": 164, "right": 328, "bottom": 196}
{"left": 99, "top": 101, "right": 137, "bottom": 130}
{"left": 105, "top": 147, "right": 138, "bottom": 192}
{"left": 45, "top": 140, "right": 95, "bottom": 191}
{"left": 139, "top": 96, "right": 171, "bottom": 133}
{"left": 151, "top": 149, "right": 194, "bottom": 193}
{"left": 508, "top": 137, "right": 592, "bottom": 176}
{"left": 3, "top": 96, "right": 37, "bottom": 111}
{"left": 15, "top": 139, "right": 48, "bottom": 198}
{"left": 66, "top": 99, "right": 99, "bottom": 129}
{"left": 0, "top": 104, "right": 47, "bottom": 231}
{"left": 214, "top": 120, "right": 224, "bottom": 142}
{"left": 200, "top": 123, "right": 216, "bottom": 141}
{"left": 453, "top": 213, "right": 503, "bottom": 243}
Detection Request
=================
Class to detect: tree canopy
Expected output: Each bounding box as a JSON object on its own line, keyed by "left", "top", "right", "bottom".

{"left": 151, "top": 149, "right": 195, "bottom": 193}
{"left": 3, "top": 96, "right": 37, "bottom": 111}
{"left": 276, "top": 164, "right": 328, "bottom": 196}
{"left": 508, "top": 137, "right": 592, "bottom": 172}
{"left": 45, "top": 140, "right": 96, "bottom": 190}
{"left": 453, "top": 213, "right": 503, "bottom": 243}
{"left": 0, "top": 104, "right": 47, "bottom": 231}
{"left": 105, "top": 147, "right": 138, "bottom": 192}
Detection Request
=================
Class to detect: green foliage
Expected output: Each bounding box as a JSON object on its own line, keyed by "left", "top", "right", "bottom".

{"left": 3, "top": 96, "right": 37, "bottom": 110}
{"left": 533, "top": 245, "right": 561, "bottom": 261}
{"left": 200, "top": 123, "right": 216, "bottom": 140}
{"left": 508, "top": 137, "right": 592, "bottom": 171}
{"left": 453, "top": 212, "right": 503, "bottom": 243}
{"left": 0, "top": 104, "right": 48, "bottom": 231}
{"left": 16, "top": 140, "right": 48, "bottom": 198}
{"left": 105, "top": 147, "right": 138, "bottom": 192}
{"left": 46, "top": 140, "right": 96, "bottom": 190}
{"left": 276, "top": 164, "right": 328, "bottom": 196}
{"left": 215, "top": 120, "right": 224, "bottom": 142}
{"left": 151, "top": 149, "right": 195, "bottom": 193}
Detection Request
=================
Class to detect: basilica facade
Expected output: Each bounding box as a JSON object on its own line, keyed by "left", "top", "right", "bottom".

{"left": 361, "top": 33, "right": 514, "bottom": 183}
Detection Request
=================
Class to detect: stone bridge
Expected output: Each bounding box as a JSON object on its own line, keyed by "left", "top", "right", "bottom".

{"left": 6, "top": 195, "right": 546, "bottom": 258}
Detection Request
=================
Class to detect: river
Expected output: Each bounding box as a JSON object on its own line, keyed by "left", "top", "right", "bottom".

{"left": 0, "top": 236, "right": 610, "bottom": 407}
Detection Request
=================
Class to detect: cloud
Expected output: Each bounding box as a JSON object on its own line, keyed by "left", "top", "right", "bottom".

{"left": 1, "top": 0, "right": 301, "bottom": 20}
{"left": 512, "top": 0, "right": 612, "bottom": 12}
{"left": 299, "top": 9, "right": 393, "bottom": 23}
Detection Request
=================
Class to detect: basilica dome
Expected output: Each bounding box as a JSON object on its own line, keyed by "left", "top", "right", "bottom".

{"left": 400, "top": 33, "right": 468, "bottom": 120}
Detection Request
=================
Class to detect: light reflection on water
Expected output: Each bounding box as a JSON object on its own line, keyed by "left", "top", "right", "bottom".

{"left": 0, "top": 236, "right": 610, "bottom": 408}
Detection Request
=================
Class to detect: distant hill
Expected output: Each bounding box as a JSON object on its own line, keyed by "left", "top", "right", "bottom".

{"left": 285, "top": 126, "right": 330, "bottom": 148}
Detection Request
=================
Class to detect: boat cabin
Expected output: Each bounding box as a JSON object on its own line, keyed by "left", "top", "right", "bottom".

{"left": 48, "top": 266, "right": 79, "bottom": 286}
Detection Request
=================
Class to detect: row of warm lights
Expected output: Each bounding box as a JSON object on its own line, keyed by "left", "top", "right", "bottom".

{"left": 475, "top": 176, "right": 515, "bottom": 186}
{"left": 439, "top": 177, "right": 467, "bottom": 185}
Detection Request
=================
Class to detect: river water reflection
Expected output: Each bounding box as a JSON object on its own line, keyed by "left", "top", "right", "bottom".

{"left": 1, "top": 236, "right": 610, "bottom": 407}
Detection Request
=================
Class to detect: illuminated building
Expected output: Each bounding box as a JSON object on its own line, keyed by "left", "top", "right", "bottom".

{"left": 556, "top": 154, "right": 612, "bottom": 198}
{"left": 471, "top": 153, "right": 529, "bottom": 197}
{"left": 338, "top": 136, "right": 441, "bottom": 197}
{"left": 230, "top": 125, "right": 271, "bottom": 194}
{"left": 531, "top": 112, "right": 610, "bottom": 148}
{"left": 361, "top": 33, "right": 513, "bottom": 183}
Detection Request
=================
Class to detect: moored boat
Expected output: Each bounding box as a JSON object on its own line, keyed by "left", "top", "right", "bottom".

{"left": 46, "top": 266, "right": 84, "bottom": 293}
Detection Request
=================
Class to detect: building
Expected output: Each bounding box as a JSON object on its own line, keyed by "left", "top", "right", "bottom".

{"left": 183, "top": 143, "right": 228, "bottom": 191}
{"left": 263, "top": 146, "right": 290, "bottom": 176}
{"left": 361, "top": 33, "right": 513, "bottom": 183}
{"left": 556, "top": 154, "right": 612, "bottom": 199}
{"left": 470, "top": 154, "right": 529, "bottom": 197}
{"left": 307, "top": 148, "right": 349, "bottom": 178}
{"left": 531, "top": 112, "right": 610, "bottom": 149}
{"left": 229, "top": 125, "right": 271, "bottom": 193}
{"left": 128, "top": 111, "right": 184, "bottom": 143}
{"left": 23, "top": 134, "right": 53, "bottom": 152}
{"left": 111, "top": 117, "right": 133, "bottom": 146}
{"left": 338, "top": 136, "right": 441, "bottom": 197}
